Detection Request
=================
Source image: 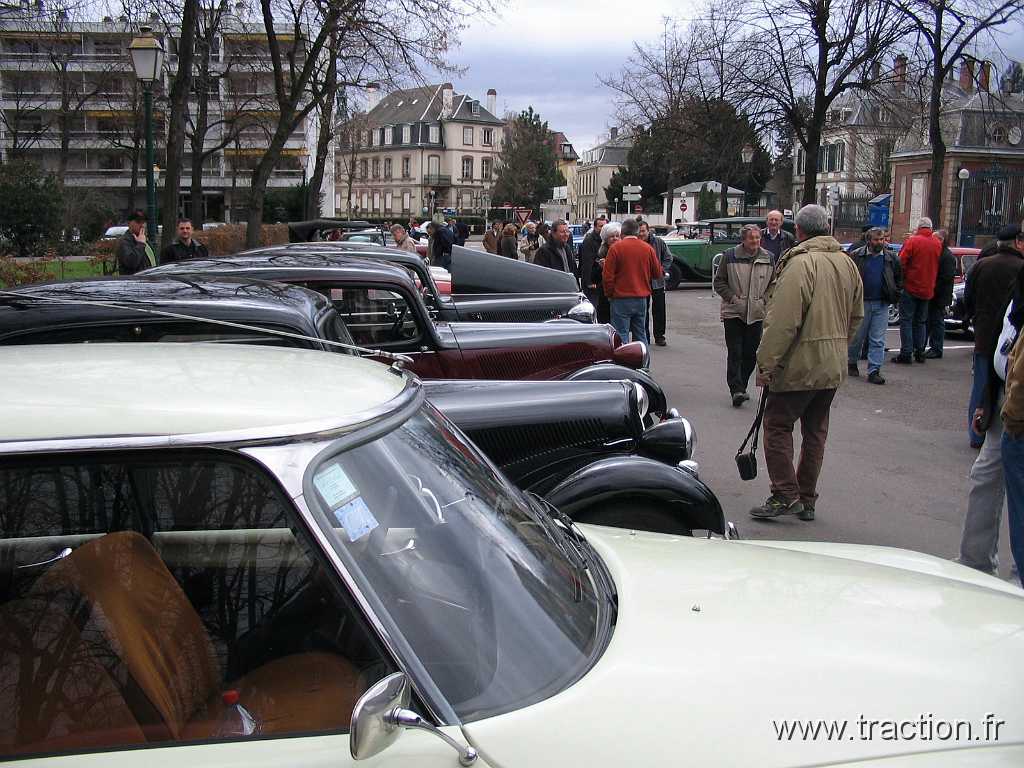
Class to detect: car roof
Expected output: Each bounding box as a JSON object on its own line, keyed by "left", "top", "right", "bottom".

{"left": 0, "top": 276, "right": 332, "bottom": 338}
{"left": 142, "top": 250, "right": 421, "bottom": 289}
{"left": 699, "top": 217, "right": 795, "bottom": 225}
{"left": 0, "top": 344, "right": 410, "bottom": 449}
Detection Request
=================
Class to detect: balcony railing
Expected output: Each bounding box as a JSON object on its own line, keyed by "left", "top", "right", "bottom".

{"left": 423, "top": 174, "right": 451, "bottom": 186}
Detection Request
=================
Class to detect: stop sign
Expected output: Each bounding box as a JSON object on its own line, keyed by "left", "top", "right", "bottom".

{"left": 680, "top": 202, "right": 688, "bottom": 212}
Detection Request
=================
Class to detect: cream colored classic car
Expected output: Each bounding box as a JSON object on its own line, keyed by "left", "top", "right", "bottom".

{"left": 1, "top": 344, "right": 1022, "bottom": 767}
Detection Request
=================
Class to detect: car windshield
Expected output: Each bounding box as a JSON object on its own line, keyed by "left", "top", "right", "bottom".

{"left": 305, "top": 402, "right": 614, "bottom": 722}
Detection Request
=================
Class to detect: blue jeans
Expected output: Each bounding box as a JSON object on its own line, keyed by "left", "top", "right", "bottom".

{"left": 849, "top": 299, "right": 888, "bottom": 374}
{"left": 969, "top": 353, "right": 990, "bottom": 448}
{"left": 898, "top": 293, "right": 929, "bottom": 358}
{"left": 1001, "top": 429, "right": 1024, "bottom": 579}
{"left": 610, "top": 297, "right": 649, "bottom": 344}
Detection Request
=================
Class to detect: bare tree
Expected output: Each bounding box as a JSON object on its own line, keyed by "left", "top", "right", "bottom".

{"left": 739, "top": 0, "right": 909, "bottom": 206}
{"left": 333, "top": 98, "right": 367, "bottom": 218}
{"left": 888, "top": 0, "right": 1024, "bottom": 222}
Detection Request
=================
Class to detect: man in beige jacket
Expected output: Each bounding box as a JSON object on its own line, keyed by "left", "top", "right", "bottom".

{"left": 751, "top": 204, "right": 864, "bottom": 522}
{"left": 713, "top": 224, "right": 774, "bottom": 406}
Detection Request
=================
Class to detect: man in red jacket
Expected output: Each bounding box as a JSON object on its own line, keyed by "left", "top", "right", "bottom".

{"left": 603, "top": 218, "right": 663, "bottom": 344}
{"left": 893, "top": 216, "right": 942, "bottom": 364}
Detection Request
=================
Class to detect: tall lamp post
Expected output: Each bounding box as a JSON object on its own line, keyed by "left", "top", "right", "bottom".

{"left": 740, "top": 143, "right": 755, "bottom": 216}
{"left": 129, "top": 26, "right": 164, "bottom": 245}
{"left": 956, "top": 168, "right": 970, "bottom": 247}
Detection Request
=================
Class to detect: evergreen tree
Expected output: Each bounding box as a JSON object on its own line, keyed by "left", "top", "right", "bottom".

{"left": 492, "top": 107, "right": 565, "bottom": 214}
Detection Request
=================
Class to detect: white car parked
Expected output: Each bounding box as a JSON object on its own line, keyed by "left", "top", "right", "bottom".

{"left": 1, "top": 344, "right": 1022, "bottom": 767}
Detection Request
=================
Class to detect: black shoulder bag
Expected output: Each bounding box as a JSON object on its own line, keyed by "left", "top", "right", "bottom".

{"left": 735, "top": 387, "right": 768, "bottom": 481}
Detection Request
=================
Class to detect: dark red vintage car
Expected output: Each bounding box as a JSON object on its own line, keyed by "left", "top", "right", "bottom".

{"left": 142, "top": 253, "right": 665, "bottom": 412}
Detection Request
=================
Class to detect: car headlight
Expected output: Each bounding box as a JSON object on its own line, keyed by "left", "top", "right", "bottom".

{"left": 632, "top": 382, "right": 649, "bottom": 421}
{"left": 638, "top": 417, "right": 695, "bottom": 462}
{"left": 566, "top": 300, "right": 596, "bottom": 324}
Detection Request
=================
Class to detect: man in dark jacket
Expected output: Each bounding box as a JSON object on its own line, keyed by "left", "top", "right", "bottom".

{"left": 116, "top": 210, "right": 156, "bottom": 275}
{"left": 639, "top": 220, "right": 672, "bottom": 346}
{"left": 427, "top": 220, "right": 455, "bottom": 270}
{"left": 761, "top": 210, "right": 795, "bottom": 265}
{"left": 482, "top": 221, "right": 502, "bottom": 254}
{"left": 964, "top": 223, "right": 1024, "bottom": 446}
{"left": 160, "top": 219, "right": 210, "bottom": 265}
{"left": 577, "top": 215, "right": 606, "bottom": 304}
{"left": 533, "top": 220, "right": 577, "bottom": 276}
{"left": 894, "top": 217, "right": 942, "bottom": 364}
{"left": 924, "top": 229, "right": 957, "bottom": 358}
{"left": 848, "top": 227, "right": 902, "bottom": 384}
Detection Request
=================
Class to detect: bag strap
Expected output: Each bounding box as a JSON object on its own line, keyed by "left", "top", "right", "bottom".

{"left": 736, "top": 386, "right": 768, "bottom": 455}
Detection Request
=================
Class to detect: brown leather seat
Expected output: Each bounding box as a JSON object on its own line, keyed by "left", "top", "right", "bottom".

{"left": 19, "top": 531, "right": 362, "bottom": 747}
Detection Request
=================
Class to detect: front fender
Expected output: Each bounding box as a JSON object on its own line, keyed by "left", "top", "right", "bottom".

{"left": 546, "top": 456, "right": 725, "bottom": 534}
{"left": 564, "top": 363, "right": 667, "bottom": 415}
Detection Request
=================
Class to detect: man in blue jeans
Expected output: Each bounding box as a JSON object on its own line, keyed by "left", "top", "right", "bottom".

{"left": 602, "top": 218, "right": 663, "bottom": 344}
{"left": 848, "top": 227, "right": 902, "bottom": 384}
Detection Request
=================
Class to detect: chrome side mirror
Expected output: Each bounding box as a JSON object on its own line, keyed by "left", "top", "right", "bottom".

{"left": 350, "top": 672, "right": 478, "bottom": 765}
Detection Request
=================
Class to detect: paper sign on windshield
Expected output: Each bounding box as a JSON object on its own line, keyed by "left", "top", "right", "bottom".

{"left": 313, "top": 462, "right": 358, "bottom": 509}
{"left": 335, "top": 496, "right": 378, "bottom": 542}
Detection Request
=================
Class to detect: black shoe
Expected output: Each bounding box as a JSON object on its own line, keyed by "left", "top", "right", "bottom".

{"left": 731, "top": 392, "right": 745, "bottom": 407}
{"left": 924, "top": 349, "right": 942, "bottom": 359}
{"left": 848, "top": 363, "right": 859, "bottom": 377}
{"left": 751, "top": 495, "right": 804, "bottom": 519}
{"left": 739, "top": 391, "right": 751, "bottom": 403}
{"left": 797, "top": 503, "right": 815, "bottom": 521}
{"left": 891, "top": 355, "right": 912, "bottom": 365}
{"left": 914, "top": 351, "right": 926, "bottom": 363}
{"left": 867, "top": 371, "right": 886, "bottom": 385}
{"left": 655, "top": 336, "right": 667, "bottom": 346}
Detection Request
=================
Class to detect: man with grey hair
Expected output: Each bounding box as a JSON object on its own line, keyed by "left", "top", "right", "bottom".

{"left": 751, "top": 204, "right": 863, "bottom": 521}
{"left": 713, "top": 223, "right": 774, "bottom": 405}
{"left": 762, "top": 209, "right": 795, "bottom": 264}
{"left": 893, "top": 216, "right": 941, "bottom": 364}
{"left": 848, "top": 226, "right": 902, "bottom": 384}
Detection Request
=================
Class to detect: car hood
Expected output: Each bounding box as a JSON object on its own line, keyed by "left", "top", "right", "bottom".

{"left": 463, "top": 529, "right": 1024, "bottom": 767}
{"left": 446, "top": 321, "right": 615, "bottom": 351}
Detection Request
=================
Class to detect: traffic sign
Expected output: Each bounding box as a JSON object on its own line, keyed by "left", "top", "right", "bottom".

{"left": 623, "top": 184, "right": 642, "bottom": 194}
{"left": 622, "top": 193, "right": 641, "bottom": 202}
{"left": 634, "top": 205, "right": 644, "bottom": 213}
{"left": 515, "top": 208, "right": 533, "bottom": 224}
{"left": 680, "top": 202, "right": 688, "bottom": 212}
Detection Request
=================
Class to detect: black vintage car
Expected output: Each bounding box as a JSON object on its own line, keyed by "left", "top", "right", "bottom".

{"left": 0, "top": 277, "right": 719, "bottom": 535}
{"left": 285, "top": 221, "right": 595, "bottom": 323}
{"left": 141, "top": 252, "right": 668, "bottom": 415}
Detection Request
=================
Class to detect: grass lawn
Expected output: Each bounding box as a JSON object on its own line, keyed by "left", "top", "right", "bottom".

{"left": 41, "top": 260, "right": 109, "bottom": 282}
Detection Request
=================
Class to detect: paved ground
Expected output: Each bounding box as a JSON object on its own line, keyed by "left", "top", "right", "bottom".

{"left": 651, "top": 286, "right": 1015, "bottom": 577}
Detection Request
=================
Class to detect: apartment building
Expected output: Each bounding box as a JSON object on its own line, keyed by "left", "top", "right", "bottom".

{"left": 338, "top": 82, "right": 503, "bottom": 219}
{"left": 0, "top": 8, "right": 326, "bottom": 222}
{"left": 576, "top": 128, "right": 631, "bottom": 223}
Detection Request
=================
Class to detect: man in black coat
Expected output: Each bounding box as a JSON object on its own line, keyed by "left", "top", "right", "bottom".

{"left": 116, "top": 210, "right": 156, "bottom": 275}
{"left": 160, "top": 219, "right": 210, "bottom": 265}
{"left": 577, "top": 214, "right": 606, "bottom": 303}
{"left": 924, "top": 229, "right": 957, "bottom": 359}
{"left": 533, "top": 220, "right": 577, "bottom": 276}
{"left": 427, "top": 221, "right": 455, "bottom": 270}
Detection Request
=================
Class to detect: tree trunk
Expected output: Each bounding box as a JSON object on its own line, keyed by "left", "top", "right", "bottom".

{"left": 190, "top": 62, "right": 210, "bottom": 229}
{"left": 926, "top": 8, "right": 946, "bottom": 225}
{"left": 306, "top": 98, "right": 335, "bottom": 218}
{"left": 245, "top": 112, "right": 295, "bottom": 248}
{"left": 160, "top": 0, "right": 200, "bottom": 252}
{"left": 801, "top": 118, "right": 824, "bottom": 207}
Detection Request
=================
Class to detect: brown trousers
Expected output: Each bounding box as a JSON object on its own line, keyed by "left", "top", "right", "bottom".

{"left": 763, "top": 388, "right": 837, "bottom": 504}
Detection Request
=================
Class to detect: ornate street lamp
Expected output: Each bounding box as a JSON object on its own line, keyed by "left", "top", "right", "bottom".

{"left": 129, "top": 25, "right": 164, "bottom": 243}
{"left": 957, "top": 168, "right": 970, "bottom": 247}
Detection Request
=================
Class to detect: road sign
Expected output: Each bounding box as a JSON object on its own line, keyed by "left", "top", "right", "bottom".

{"left": 515, "top": 208, "right": 533, "bottom": 224}
{"left": 623, "top": 185, "right": 642, "bottom": 194}
{"left": 680, "top": 202, "right": 688, "bottom": 212}
{"left": 634, "top": 205, "right": 644, "bottom": 214}
{"left": 622, "top": 193, "right": 641, "bottom": 202}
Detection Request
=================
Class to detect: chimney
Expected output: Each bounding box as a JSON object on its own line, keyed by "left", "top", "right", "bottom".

{"left": 366, "top": 82, "right": 381, "bottom": 111}
{"left": 894, "top": 54, "right": 907, "bottom": 84}
{"left": 486, "top": 88, "right": 496, "bottom": 114}
{"left": 960, "top": 58, "right": 975, "bottom": 93}
{"left": 149, "top": 11, "right": 159, "bottom": 23}
{"left": 609, "top": 126, "right": 618, "bottom": 140}
{"left": 980, "top": 60, "right": 992, "bottom": 93}
{"left": 441, "top": 83, "right": 454, "bottom": 117}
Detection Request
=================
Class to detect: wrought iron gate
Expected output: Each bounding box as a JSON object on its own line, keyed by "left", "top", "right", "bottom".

{"left": 959, "top": 166, "right": 1024, "bottom": 246}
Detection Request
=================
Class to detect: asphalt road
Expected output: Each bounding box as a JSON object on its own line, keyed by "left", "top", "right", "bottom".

{"left": 651, "top": 286, "right": 1015, "bottom": 577}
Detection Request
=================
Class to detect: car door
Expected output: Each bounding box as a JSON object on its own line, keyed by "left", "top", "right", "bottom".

{"left": 0, "top": 448, "right": 482, "bottom": 767}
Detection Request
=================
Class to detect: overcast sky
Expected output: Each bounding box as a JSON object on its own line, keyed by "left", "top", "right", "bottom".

{"left": 440, "top": 0, "right": 1024, "bottom": 155}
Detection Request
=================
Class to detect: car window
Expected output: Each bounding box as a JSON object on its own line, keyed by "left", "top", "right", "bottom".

{"left": 309, "top": 285, "right": 422, "bottom": 348}
{"left": 0, "top": 321, "right": 318, "bottom": 349}
{"left": 0, "top": 450, "right": 393, "bottom": 759}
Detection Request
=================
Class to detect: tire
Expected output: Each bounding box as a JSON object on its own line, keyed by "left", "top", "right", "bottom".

{"left": 887, "top": 303, "right": 900, "bottom": 326}
{"left": 667, "top": 262, "right": 684, "bottom": 291}
{"left": 573, "top": 498, "right": 691, "bottom": 536}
